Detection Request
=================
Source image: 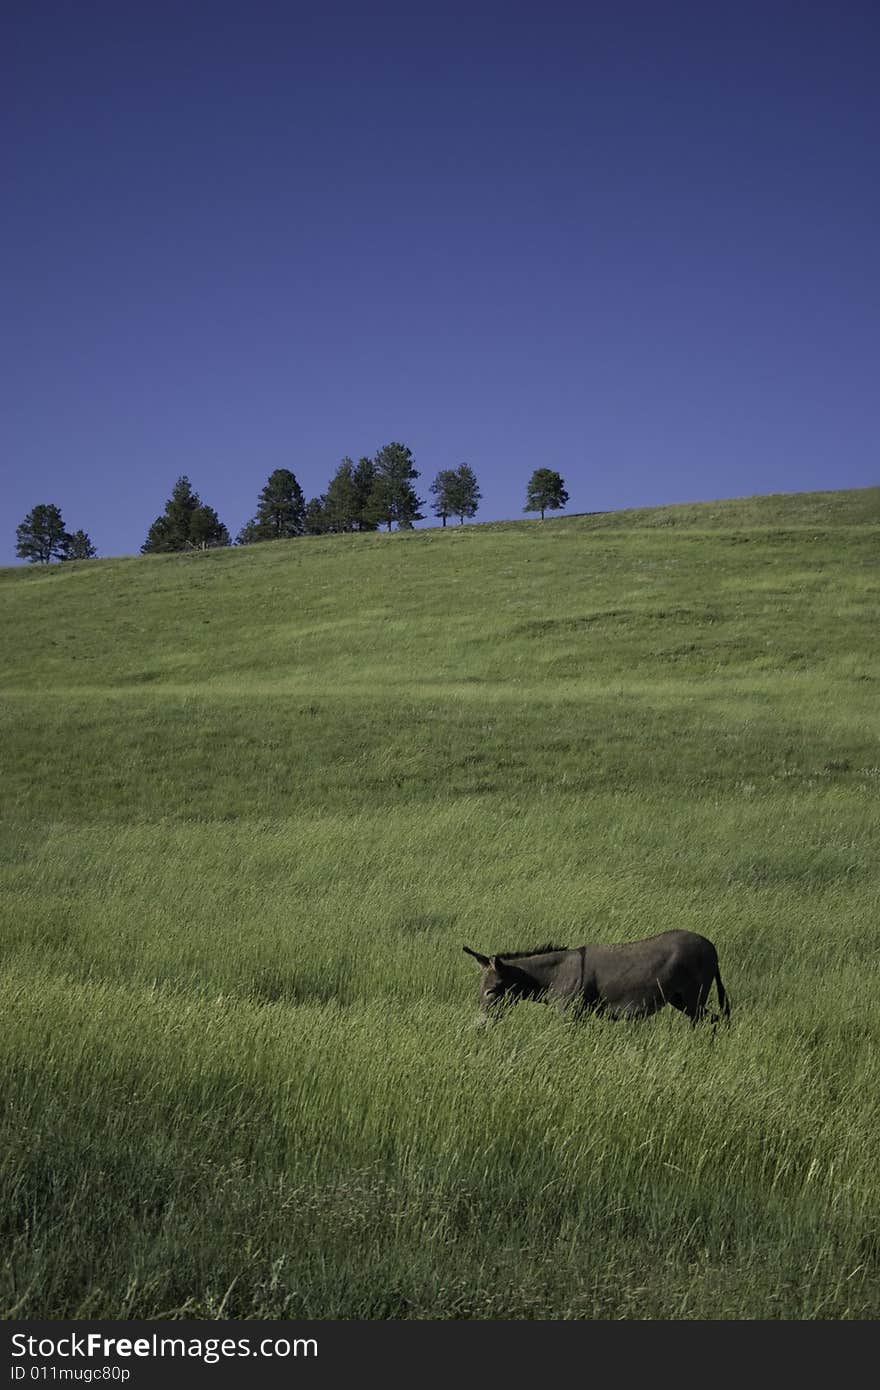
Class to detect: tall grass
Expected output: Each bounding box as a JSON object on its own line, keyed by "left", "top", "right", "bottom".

{"left": 1, "top": 488, "right": 879, "bottom": 1317}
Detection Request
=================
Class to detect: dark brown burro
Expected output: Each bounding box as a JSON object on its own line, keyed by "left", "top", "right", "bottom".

{"left": 463, "top": 930, "right": 730, "bottom": 1026}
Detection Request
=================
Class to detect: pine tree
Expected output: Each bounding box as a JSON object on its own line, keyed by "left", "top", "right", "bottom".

{"left": 430, "top": 469, "right": 457, "bottom": 527}
{"left": 431, "top": 464, "right": 481, "bottom": 526}
{"left": 368, "top": 442, "right": 424, "bottom": 532}
{"left": 61, "top": 529, "right": 97, "bottom": 560}
{"left": 449, "top": 463, "right": 481, "bottom": 524}
{"left": 524, "top": 468, "right": 568, "bottom": 520}
{"left": 304, "top": 495, "right": 330, "bottom": 534}
{"left": 257, "top": 468, "right": 305, "bottom": 538}
{"left": 237, "top": 469, "right": 306, "bottom": 543}
{"left": 15, "top": 504, "right": 69, "bottom": 563}
{"left": 352, "top": 458, "right": 378, "bottom": 531}
{"left": 324, "top": 458, "right": 358, "bottom": 533}
{"left": 142, "top": 477, "right": 230, "bottom": 552}
{"left": 142, "top": 476, "right": 198, "bottom": 552}
{"left": 189, "top": 505, "right": 230, "bottom": 550}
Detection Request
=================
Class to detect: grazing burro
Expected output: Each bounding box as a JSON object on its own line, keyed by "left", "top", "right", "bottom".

{"left": 463, "top": 930, "right": 730, "bottom": 1026}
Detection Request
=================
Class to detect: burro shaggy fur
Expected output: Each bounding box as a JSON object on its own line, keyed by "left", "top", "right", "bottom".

{"left": 463, "top": 930, "right": 730, "bottom": 1026}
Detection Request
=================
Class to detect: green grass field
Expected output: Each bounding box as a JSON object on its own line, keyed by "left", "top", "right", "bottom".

{"left": 2, "top": 486, "right": 879, "bottom": 1319}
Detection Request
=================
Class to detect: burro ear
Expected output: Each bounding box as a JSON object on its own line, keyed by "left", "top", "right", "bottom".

{"left": 463, "top": 945, "right": 490, "bottom": 968}
{"left": 489, "top": 955, "right": 507, "bottom": 973}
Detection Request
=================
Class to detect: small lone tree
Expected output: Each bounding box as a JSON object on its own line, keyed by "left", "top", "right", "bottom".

{"left": 524, "top": 468, "right": 568, "bottom": 520}
{"left": 15, "top": 504, "right": 69, "bottom": 563}
{"left": 448, "top": 463, "right": 481, "bottom": 524}
{"left": 61, "top": 529, "right": 97, "bottom": 560}
{"left": 142, "top": 476, "right": 230, "bottom": 552}
{"left": 238, "top": 468, "right": 306, "bottom": 543}
{"left": 367, "top": 441, "right": 424, "bottom": 531}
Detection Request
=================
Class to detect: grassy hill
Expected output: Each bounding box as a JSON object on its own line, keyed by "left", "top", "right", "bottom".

{"left": 2, "top": 486, "right": 879, "bottom": 1318}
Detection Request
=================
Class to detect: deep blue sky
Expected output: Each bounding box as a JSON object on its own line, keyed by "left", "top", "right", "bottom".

{"left": 3, "top": 1, "right": 878, "bottom": 562}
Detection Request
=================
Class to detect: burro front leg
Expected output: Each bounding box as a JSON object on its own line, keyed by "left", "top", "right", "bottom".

{"left": 552, "top": 988, "right": 590, "bottom": 1024}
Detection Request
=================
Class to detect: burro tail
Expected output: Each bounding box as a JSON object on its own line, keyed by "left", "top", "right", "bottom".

{"left": 715, "top": 966, "right": 731, "bottom": 1019}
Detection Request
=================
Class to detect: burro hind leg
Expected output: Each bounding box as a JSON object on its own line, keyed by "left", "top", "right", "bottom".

{"left": 667, "top": 973, "right": 719, "bottom": 1030}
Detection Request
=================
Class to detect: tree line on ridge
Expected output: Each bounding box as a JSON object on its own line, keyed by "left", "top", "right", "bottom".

{"left": 14, "top": 443, "right": 569, "bottom": 561}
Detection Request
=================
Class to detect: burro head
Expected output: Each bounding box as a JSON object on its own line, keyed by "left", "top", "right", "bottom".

{"left": 463, "top": 945, "right": 521, "bottom": 1014}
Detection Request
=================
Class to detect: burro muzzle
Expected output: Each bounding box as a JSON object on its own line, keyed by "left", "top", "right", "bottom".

{"left": 463, "top": 930, "right": 730, "bottom": 1026}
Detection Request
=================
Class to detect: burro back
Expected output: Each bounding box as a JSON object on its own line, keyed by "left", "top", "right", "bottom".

{"left": 463, "top": 930, "right": 730, "bottom": 1026}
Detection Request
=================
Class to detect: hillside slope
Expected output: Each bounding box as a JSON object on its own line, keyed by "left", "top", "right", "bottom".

{"left": 1, "top": 486, "right": 879, "bottom": 1318}
{"left": 3, "top": 486, "right": 878, "bottom": 820}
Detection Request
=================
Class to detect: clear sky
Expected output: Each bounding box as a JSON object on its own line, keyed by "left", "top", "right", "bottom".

{"left": 3, "top": 1, "right": 878, "bottom": 562}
